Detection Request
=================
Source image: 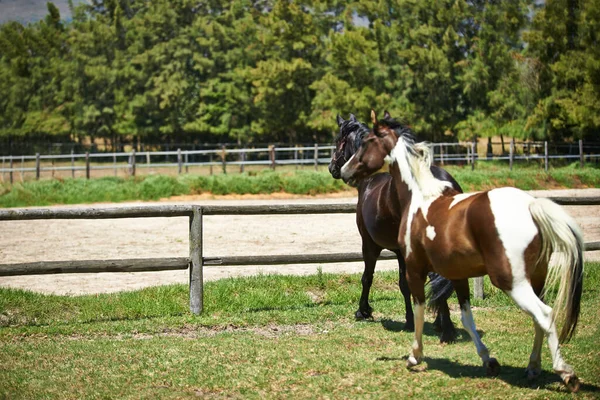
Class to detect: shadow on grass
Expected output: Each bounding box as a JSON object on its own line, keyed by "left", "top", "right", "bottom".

{"left": 377, "top": 318, "right": 478, "bottom": 343}
{"left": 376, "top": 355, "right": 600, "bottom": 395}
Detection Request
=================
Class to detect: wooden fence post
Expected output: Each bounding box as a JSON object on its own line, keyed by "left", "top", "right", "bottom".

{"left": 240, "top": 151, "right": 245, "bottom": 173}
{"left": 314, "top": 143, "right": 319, "bottom": 170}
{"left": 189, "top": 206, "right": 203, "bottom": 315}
{"left": 209, "top": 152, "right": 214, "bottom": 175}
{"left": 221, "top": 145, "right": 227, "bottom": 174}
{"left": 474, "top": 277, "right": 484, "bottom": 299}
{"left": 70, "top": 150, "right": 75, "bottom": 178}
{"left": 177, "top": 148, "right": 182, "bottom": 175}
{"left": 509, "top": 139, "right": 514, "bottom": 171}
{"left": 35, "top": 153, "right": 41, "bottom": 180}
{"left": 9, "top": 156, "right": 13, "bottom": 184}
{"left": 544, "top": 141, "right": 548, "bottom": 172}
{"left": 440, "top": 144, "right": 444, "bottom": 166}
{"left": 471, "top": 140, "right": 476, "bottom": 170}
{"left": 294, "top": 145, "right": 299, "bottom": 170}
{"left": 185, "top": 152, "right": 189, "bottom": 174}
{"left": 20, "top": 155, "right": 24, "bottom": 182}
{"left": 85, "top": 152, "right": 90, "bottom": 180}
{"left": 130, "top": 150, "right": 136, "bottom": 176}
{"left": 269, "top": 145, "right": 276, "bottom": 170}
{"left": 579, "top": 139, "right": 584, "bottom": 168}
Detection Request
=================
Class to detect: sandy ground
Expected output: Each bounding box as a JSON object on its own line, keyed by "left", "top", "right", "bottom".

{"left": 0, "top": 188, "right": 599, "bottom": 295}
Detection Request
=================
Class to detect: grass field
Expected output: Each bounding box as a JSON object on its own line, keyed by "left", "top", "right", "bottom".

{"left": 0, "top": 162, "right": 599, "bottom": 208}
{"left": 1, "top": 265, "right": 599, "bottom": 399}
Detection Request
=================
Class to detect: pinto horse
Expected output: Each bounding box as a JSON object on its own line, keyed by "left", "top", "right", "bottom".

{"left": 340, "top": 111, "right": 584, "bottom": 392}
{"left": 329, "top": 113, "right": 462, "bottom": 343}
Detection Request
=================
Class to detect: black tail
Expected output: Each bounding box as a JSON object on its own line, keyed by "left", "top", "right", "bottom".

{"left": 426, "top": 272, "right": 454, "bottom": 312}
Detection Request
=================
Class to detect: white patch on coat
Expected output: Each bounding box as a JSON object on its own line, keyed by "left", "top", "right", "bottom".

{"left": 426, "top": 226, "right": 436, "bottom": 241}
{"left": 449, "top": 192, "right": 480, "bottom": 209}
{"left": 487, "top": 188, "right": 537, "bottom": 284}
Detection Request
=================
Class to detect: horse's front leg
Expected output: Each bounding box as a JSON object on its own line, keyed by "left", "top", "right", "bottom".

{"left": 406, "top": 267, "right": 427, "bottom": 368}
{"left": 395, "top": 251, "right": 414, "bottom": 331}
{"left": 356, "top": 238, "right": 382, "bottom": 320}
{"left": 453, "top": 279, "right": 500, "bottom": 376}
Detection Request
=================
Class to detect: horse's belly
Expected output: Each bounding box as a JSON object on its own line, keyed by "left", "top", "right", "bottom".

{"left": 366, "top": 219, "right": 401, "bottom": 250}
{"left": 426, "top": 247, "right": 485, "bottom": 280}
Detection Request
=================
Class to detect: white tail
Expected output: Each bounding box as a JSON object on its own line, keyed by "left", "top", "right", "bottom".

{"left": 529, "top": 197, "right": 584, "bottom": 342}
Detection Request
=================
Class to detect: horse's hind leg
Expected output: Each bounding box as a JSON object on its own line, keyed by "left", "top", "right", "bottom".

{"left": 527, "top": 322, "right": 544, "bottom": 380}
{"left": 356, "top": 238, "right": 382, "bottom": 320}
{"left": 526, "top": 273, "right": 546, "bottom": 380}
{"left": 429, "top": 272, "right": 458, "bottom": 343}
{"left": 395, "top": 250, "right": 414, "bottom": 330}
{"left": 507, "top": 282, "right": 579, "bottom": 391}
{"left": 452, "top": 279, "right": 500, "bottom": 376}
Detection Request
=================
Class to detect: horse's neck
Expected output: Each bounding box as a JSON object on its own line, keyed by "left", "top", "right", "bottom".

{"left": 388, "top": 162, "right": 419, "bottom": 216}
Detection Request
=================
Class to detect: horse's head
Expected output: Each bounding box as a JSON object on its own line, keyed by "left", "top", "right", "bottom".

{"left": 340, "top": 110, "right": 400, "bottom": 185}
{"left": 328, "top": 113, "right": 370, "bottom": 184}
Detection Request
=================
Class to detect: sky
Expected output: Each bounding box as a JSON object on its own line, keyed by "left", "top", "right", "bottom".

{"left": 0, "top": 0, "right": 86, "bottom": 25}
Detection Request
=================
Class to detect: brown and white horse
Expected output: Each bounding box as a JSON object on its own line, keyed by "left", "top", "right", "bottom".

{"left": 340, "top": 111, "right": 584, "bottom": 392}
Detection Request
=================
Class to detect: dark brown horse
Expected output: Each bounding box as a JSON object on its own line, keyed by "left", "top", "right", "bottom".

{"left": 329, "top": 113, "right": 462, "bottom": 342}
{"left": 340, "top": 111, "right": 584, "bottom": 392}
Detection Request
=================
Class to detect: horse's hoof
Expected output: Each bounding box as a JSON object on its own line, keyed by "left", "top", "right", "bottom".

{"left": 439, "top": 329, "right": 457, "bottom": 344}
{"left": 526, "top": 367, "right": 541, "bottom": 381}
{"left": 484, "top": 358, "right": 501, "bottom": 376}
{"left": 355, "top": 310, "right": 373, "bottom": 320}
{"left": 564, "top": 374, "right": 580, "bottom": 393}
{"left": 404, "top": 321, "right": 415, "bottom": 332}
{"left": 406, "top": 356, "right": 419, "bottom": 368}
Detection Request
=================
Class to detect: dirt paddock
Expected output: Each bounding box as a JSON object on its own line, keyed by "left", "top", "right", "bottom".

{"left": 0, "top": 188, "right": 599, "bottom": 295}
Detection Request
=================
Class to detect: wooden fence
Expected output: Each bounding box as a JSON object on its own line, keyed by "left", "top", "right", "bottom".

{"left": 1, "top": 140, "right": 599, "bottom": 183}
{"left": 0, "top": 198, "right": 599, "bottom": 314}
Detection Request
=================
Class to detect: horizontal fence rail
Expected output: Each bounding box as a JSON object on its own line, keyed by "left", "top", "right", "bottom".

{"left": 0, "top": 145, "right": 336, "bottom": 182}
{"left": 1, "top": 198, "right": 599, "bottom": 313}
{"left": 2, "top": 140, "right": 600, "bottom": 182}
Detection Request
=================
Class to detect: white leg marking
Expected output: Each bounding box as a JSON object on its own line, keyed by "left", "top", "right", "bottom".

{"left": 460, "top": 301, "right": 490, "bottom": 363}
{"left": 508, "top": 283, "right": 574, "bottom": 377}
{"left": 408, "top": 303, "right": 425, "bottom": 367}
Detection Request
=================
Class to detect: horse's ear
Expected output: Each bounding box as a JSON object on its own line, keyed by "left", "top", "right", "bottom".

{"left": 349, "top": 113, "right": 357, "bottom": 122}
{"left": 383, "top": 110, "right": 391, "bottom": 119}
{"left": 336, "top": 115, "right": 345, "bottom": 126}
{"left": 370, "top": 109, "right": 378, "bottom": 125}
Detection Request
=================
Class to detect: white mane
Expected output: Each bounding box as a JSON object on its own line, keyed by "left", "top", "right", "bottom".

{"left": 389, "top": 136, "right": 451, "bottom": 200}
{"left": 388, "top": 135, "right": 452, "bottom": 258}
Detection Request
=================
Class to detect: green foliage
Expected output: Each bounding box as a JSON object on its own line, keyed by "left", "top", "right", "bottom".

{"left": 0, "top": 0, "right": 599, "bottom": 145}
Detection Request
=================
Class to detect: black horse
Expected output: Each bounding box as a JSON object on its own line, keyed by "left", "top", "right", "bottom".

{"left": 329, "top": 113, "right": 461, "bottom": 342}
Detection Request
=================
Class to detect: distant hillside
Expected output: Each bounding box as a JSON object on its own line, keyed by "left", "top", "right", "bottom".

{"left": 0, "top": 0, "right": 86, "bottom": 25}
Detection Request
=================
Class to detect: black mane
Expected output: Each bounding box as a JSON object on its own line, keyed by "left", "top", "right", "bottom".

{"left": 378, "top": 116, "right": 417, "bottom": 143}
{"left": 336, "top": 118, "right": 371, "bottom": 151}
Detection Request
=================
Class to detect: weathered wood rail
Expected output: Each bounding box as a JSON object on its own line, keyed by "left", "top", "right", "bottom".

{"left": 0, "top": 197, "right": 599, "bottom": 314}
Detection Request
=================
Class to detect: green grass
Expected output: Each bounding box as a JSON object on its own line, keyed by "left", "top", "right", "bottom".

{"left": 1, "top": 164, "right": 599, "bottom": 208}
{"left": 1, "top": 264, "right": 600, "bottom": 398}
{"left": 444, "top": 161, "right": 600, "bottom": 192}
